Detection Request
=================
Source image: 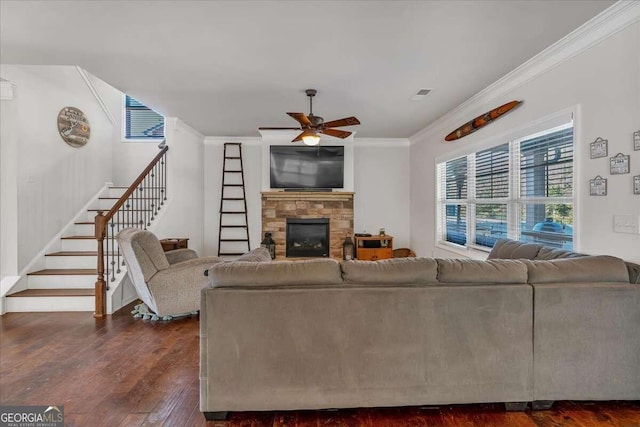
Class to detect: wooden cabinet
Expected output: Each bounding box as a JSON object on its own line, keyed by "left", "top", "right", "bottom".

{"left": 159, "top": 238, "right": 189, "bottom": 252}
{"left": 354, "top": 235, "right": 393, "bottom": 261}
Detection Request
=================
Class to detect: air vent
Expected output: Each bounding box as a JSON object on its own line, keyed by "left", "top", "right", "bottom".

{"left": 410, "top": 89, "right": 432, "bottom": 101}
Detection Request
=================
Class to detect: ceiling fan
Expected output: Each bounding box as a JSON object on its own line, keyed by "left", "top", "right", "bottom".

{"left": 259, "top": 89, "right": 360, "bottom": 145}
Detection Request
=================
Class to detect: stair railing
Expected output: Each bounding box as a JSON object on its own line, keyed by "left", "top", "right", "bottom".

{"left": 94, "top": 146, "right": 168, "bottom": 317}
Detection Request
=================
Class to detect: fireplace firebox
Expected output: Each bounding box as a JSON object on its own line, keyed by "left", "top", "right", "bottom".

{"left": 286, "top": 218, "right": 330, "bottom": 258}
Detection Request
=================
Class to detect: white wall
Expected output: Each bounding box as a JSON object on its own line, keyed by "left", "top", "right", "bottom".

{"left": 203, "top": 137, "right": 411, "bottom": 256}
{"left": 1, "top": 79, "right": 18, "bottom": 282}
{"left": 0, "top": 65, "right": 117, "bottom": 270}
{"left": 410, "top": 17, "right": 640, "bottom": 262}
{"left": 151, "top": 118, "right": 206, "bottom": 255}
{"left": 354, "top": 141, "right": 411, "bottom": 249}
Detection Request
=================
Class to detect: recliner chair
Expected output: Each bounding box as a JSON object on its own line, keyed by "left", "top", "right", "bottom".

{"left": 117, "top": 228, "right": 221, "bottom": 316}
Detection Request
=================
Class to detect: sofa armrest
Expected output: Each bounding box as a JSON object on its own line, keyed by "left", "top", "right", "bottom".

{"left": 165, "top": 248, "right": 199, "bottom": 265}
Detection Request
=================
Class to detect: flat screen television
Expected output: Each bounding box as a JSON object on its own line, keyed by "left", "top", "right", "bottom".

{"left": 270, "top": 145, "right": 344, "bottom": 189}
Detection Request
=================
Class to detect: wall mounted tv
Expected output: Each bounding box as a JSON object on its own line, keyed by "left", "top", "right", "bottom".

{"left": 270, "top": 145, "right": 344, "bottom": 189}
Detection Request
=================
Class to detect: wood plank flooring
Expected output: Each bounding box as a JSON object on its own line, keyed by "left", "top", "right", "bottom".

{"left": 1, "top": 303, "right": 638, "bottom": 426}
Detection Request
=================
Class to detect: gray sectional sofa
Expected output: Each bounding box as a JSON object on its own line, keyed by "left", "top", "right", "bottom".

{"left": 199, "top": 241, "right": 640, "bottom": 419}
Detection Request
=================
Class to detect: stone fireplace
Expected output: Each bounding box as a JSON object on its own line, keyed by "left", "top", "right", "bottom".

{"left": 261, "top": 191, "right": 354, "bottom": 259}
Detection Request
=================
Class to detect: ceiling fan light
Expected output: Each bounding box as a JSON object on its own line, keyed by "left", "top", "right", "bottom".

{"left": 302, "top": 134, "right": 320, "bottom": 146}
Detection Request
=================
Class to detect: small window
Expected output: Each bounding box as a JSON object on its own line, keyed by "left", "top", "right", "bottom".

{"left": 124, "top": 95, "right": 164, "bottom": 140}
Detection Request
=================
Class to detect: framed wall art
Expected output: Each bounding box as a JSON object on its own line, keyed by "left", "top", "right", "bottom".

{"left": 590, "top": 137, "right": 608, "bottom": 159}
{"left": 634, "top": 130, "right": 640, "bottom": 151}
{"left": 589, "top": 175, "right": 607, "bottom": 196}
{"left": 634, "top": 175, "right": 640, "bottom": 195}
{"left": 610, "top": 153, "right": 630, "bottom": 175}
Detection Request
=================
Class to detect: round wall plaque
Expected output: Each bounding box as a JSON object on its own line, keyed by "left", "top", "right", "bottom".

{"left": 57, "top": 106, "right": 90, "bottom": 147}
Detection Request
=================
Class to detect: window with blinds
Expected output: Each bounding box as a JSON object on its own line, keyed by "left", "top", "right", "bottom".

{"left": 124, "top": 95, "right": 165, "bottom": 140}
{"left": 437, "top": 121, "right": 574, "bottom": 251}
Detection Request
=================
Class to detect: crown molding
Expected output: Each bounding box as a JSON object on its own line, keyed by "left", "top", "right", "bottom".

{"left": 353, "top": 138, "right": 410, "bottom": 147}
{"left": 76, "top": 66, "right": 116, "bottom": 125}
{"left": 204, "top": 136, "right": 262, "bottom": 146}
{"left": 410, "top": 0, "right": 640, "bottom": 143}
{"left": 0, "top": 78, "right": 16, "bottom": 100}
{"left": 172, "top": 118, "right": 205, "bottom": 141}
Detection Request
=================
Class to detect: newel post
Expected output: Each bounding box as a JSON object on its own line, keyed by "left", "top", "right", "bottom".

{"left": 94, "top": 211, "right": 107, "bottom": 318}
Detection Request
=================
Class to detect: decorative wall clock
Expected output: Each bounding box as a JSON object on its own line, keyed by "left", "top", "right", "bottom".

{"left": 57, "top": 106, "right": 90, "bottom": 147}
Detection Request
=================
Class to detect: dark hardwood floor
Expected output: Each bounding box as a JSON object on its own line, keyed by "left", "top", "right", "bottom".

{"left": 1, "top": 303, "right": 638, "bottom": 426}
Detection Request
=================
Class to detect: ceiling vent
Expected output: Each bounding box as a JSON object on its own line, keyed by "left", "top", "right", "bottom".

{"left": 410, "top": 89, "right": 432, "bottom": 101}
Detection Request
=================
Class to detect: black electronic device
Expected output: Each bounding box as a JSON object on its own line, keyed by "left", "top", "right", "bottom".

{"left": 270, "top": 145, "right": 344, "bottom": 189}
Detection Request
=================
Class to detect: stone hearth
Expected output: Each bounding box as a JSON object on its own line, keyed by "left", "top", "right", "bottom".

{"left": 261, "top": 192, "right": 354, "bottom": 259}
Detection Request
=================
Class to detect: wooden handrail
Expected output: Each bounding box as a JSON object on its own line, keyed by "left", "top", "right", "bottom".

{"left": 101, "top": 146, "right": 169, "bottom": 226}
{"left": 94, "top": 146, "right": 169, "bottom": 318}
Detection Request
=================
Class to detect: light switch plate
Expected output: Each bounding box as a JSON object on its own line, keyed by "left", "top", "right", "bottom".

{"left": 613, "top": 215, "right": 640, "bottom": 234}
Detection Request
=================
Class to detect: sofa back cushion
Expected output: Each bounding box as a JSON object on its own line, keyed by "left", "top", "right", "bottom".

{"left": 235, "top": 247, "right": 272, "bottom": 262}
{"left": 487, "top": 238, "right": 543, "bottom": 260}
{"left": 341, "top": 257, "right": 438, "bottom": 284}
{"left": 525, "top": 256, "right": 630, "bottom": 284}
{"left": 535, "top": 247, "right": 584, "bottom": 260}
{"left": 207, "top": 258, "right": 342, "bottom": 287}
{"left": 437, "top": 258, "right": 528, "bottom": 284}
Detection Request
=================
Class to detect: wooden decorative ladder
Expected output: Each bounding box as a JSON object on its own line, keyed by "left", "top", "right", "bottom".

{"left": 217, "top": 143, "right": 250, "bottom": 257}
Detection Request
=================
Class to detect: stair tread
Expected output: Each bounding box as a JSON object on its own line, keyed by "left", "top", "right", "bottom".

{"left": 46, "top": 251, "right": 97, "bottom": 256}
{"left": 220, "top": 225, "right": 247, "bottom": 228}
{"left": 225, "top": 156, "right": 241, "bottom": 159}
{"left": 99, "top": 197, "right": 158, "bottom": 200}
{"left": 224, "top": 170, "right": 243, "bottom": 173}
{"left": 8, "top": 288, "right": 95, "bottom": 297}
{"left": 219, "top": 239, "right": 249, "bottom": 242}
{"left": 223, "top": 184, "right": 244, "bottom": 187}
{"left": 220, "top": 211, "right": 247, "bottom": 214}
{"left": 222, "top": 197, "right": 245, "bottom": 200}
{"left": 61, "top": 235, "right": 95, "bottom": 240}
{"left": 88, "top": 208, "right": 153, "bottom": 212}
{"left": 28, "top": 268, "right": 96, "bottom": 276}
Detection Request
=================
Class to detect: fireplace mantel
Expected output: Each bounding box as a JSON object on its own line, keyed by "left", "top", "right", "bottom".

{"left": 261, "top": 191, "right": 354, "bottom": 202}
{"left": 261, "top": 191, "right": 354, "bottom": 259}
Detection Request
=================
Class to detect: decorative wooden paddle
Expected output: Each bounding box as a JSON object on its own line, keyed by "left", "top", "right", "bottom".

{"left": 445, "top": 100, "right": 522, "bottom": 142}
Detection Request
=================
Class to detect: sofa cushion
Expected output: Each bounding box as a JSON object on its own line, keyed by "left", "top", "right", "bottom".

{"left": 235, "top": 247, "right": 272, "bottom": 262}
{"left": 207, "top": 258, "right": 342, "bottom": 287}
{"left": 626, "top": 261, "right": 640, "bottom": 284}
{"left": 341, "top": 257, "right": 438, "bottom": 284}
{"left": 487, "top": 238, "right": 542, "bottom": 260}
{"left": 525, "top": 256, "right": 630, "bottom": 284}
{"left": 437, "top": 258, "right": 528, "bottom": 284}
{"left": 535, "top": 247, "right": 584, "bottom": 260}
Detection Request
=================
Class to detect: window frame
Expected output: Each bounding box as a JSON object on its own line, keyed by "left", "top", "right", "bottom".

{"left": 122, "top": 94, "right": 165, "bottom": 142}
{"left": 435, "top": 115, "right": 575, "bottom": 257}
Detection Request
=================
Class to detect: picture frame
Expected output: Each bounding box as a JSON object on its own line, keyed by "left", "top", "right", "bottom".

{"left": 610, "top": 153, "right": 630, "bottom": 175}
{"left": 590, "top": 137, "right": 608, "bottom": 159}
{"left": 589, "top": 175, "right": 607, "bottom": 196}
{"left": 634, "top": 130, "right": 640, "bottom": 151}
{"left": 634, "top": 175, "right": 640, "bottom": 195}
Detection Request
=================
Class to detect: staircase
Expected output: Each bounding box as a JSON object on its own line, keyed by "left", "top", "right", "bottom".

{"left": 5, "top": 186, "right": 126, "bottom": 312}
{"left": 5, "top": 146, "right": 169, "bottom": 315}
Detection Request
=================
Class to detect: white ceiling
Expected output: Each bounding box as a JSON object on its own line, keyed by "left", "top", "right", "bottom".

{"left": 0, "top": 0, "right": 614, "bottom": 138}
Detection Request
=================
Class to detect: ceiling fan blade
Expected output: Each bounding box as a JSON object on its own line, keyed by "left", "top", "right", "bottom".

{"left": 322, "top": 116, "right": 360, "bottom": 128}
{"left": 287, "top": 112, "right": 311, "bottom": 126}
{"left": 321, "top": 128, "right": 352, "bottom": 139}
{"left": 258, "top": 127, "right": 302, "bottom": 130}
{"left": 292, "top": 131, "right": 306, "bottom": 142}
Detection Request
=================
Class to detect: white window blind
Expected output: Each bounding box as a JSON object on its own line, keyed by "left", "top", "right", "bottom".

{"left": 437, "top": 120, "right": 574, "bottom": 252}
{"left": 124, "top": 95, "right": 164, "bottom": 140}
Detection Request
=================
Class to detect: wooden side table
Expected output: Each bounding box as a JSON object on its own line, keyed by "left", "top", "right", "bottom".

{"left": 160, "top": 238, "right": 189, "bottom": 252}
{"left": 354, "top": 235, "right": 393, "bottom": 261}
